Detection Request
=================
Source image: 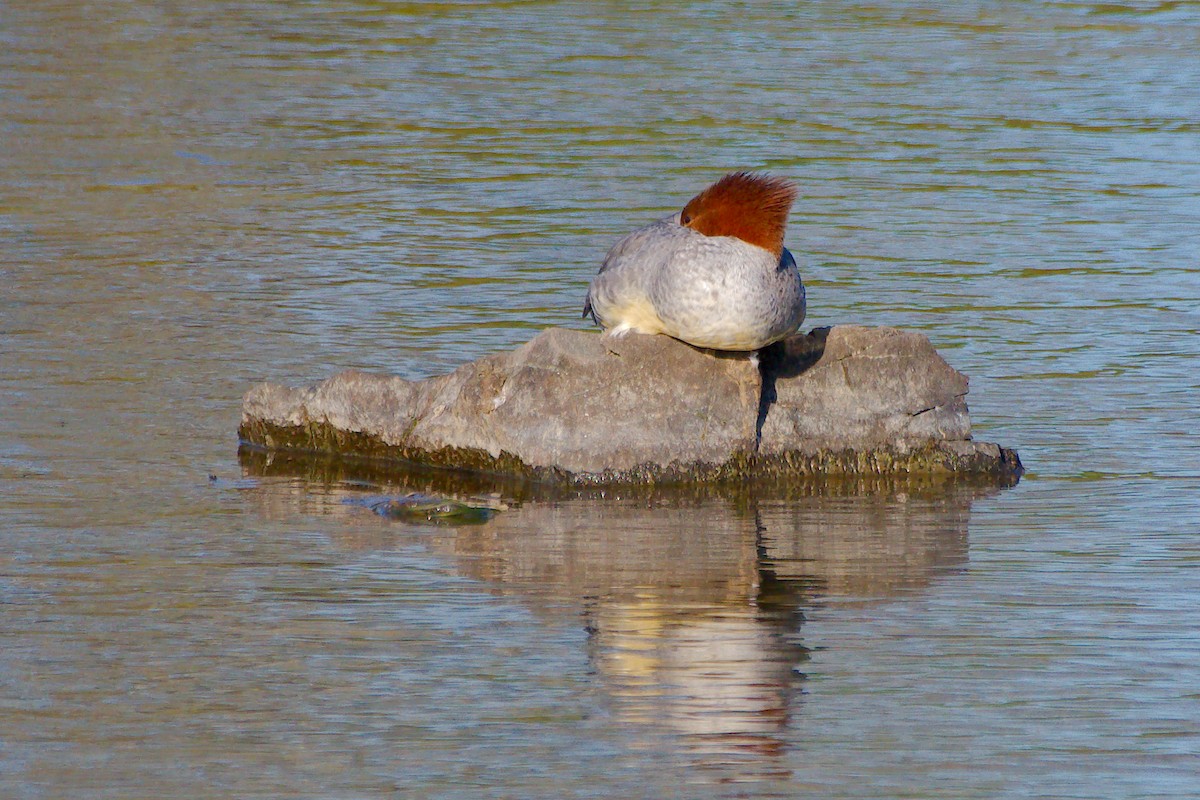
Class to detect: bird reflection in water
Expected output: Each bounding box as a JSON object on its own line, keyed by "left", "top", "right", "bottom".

{"left": 449, "top": 501, "right": 818, "bottom": 782}
{"left": 588, "top": 596, "right": 805, "bottom": 776}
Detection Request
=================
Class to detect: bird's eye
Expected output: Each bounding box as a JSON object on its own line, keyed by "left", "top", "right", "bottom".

{"left": 680, "top": 211, "right": 692, "bottom": 225}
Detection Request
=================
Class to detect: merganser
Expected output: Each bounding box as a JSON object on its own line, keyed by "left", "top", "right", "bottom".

{"left": 583, "top": 172, "right": 805, "bottom": 351}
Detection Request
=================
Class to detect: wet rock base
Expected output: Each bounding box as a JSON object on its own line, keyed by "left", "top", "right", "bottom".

{"left": 239, "top": 326, "right": 1023, "bottom": 487}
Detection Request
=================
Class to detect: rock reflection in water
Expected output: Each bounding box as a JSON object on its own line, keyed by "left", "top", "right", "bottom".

{"left": 239, "top": 450, "right": 990, "bottom": 781}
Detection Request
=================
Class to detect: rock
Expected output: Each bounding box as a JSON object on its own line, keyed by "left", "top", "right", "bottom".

{"left": 342, "top": 493, "right": 498, "bottom": 525}
{"left": 239, "top": 326, "right": 1023, "bottom": 485}
{"left": 243, "top": 328, "right": 760, "bottom": 479}
{"left": 758, "top": 325, "right": 971, "bottom": 452}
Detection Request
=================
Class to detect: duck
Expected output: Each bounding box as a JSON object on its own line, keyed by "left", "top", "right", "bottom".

{"left": 583, "top": 172, "right": 805, "bottom": 351}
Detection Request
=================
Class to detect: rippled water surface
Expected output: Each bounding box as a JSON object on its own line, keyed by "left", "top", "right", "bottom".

{"left": 3, "top": 1, "right": 1198, "bottom": 797}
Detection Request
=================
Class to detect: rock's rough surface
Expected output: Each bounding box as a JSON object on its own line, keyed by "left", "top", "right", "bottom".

{"left": 758, "top": 325, "right": 970, "bottom": 453}
{"left": 242, "top": 328, "right": 762, "bottom": 480}
{"left": 240, "top": 326, "right": 1022, "bottom": 484}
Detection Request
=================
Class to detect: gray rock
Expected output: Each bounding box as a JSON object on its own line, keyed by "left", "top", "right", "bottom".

{"left": 243, "top": 328, "right": 761, "bottom": 480}
{"left": 240, "top": 325, "right": 1022, "bottom": 484}
{"left": 758, "top": 325, "right": 970, "bottom": 453}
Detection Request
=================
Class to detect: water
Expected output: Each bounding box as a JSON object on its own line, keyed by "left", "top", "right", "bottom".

{"left": 2, "top": 1, "right": 1198, "bottom": 797}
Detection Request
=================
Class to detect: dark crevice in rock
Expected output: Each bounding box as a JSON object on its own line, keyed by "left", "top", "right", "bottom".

{"left": 755, "top": 328, "right": 830, "bottom": 447}
{"left": 754, "top": 356, "right": 777, "bottom": 451}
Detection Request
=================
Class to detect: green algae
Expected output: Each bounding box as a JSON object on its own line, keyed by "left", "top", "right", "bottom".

{"left": 238, "top": 416, "right": 1022, "bottom": 492}
{"left": 345, "top": 493, "right": 498, "bottom": 525}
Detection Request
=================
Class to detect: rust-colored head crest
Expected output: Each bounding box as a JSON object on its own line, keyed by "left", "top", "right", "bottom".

{"left": 679, "top": 172, "right": 797, "bottom": 255}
